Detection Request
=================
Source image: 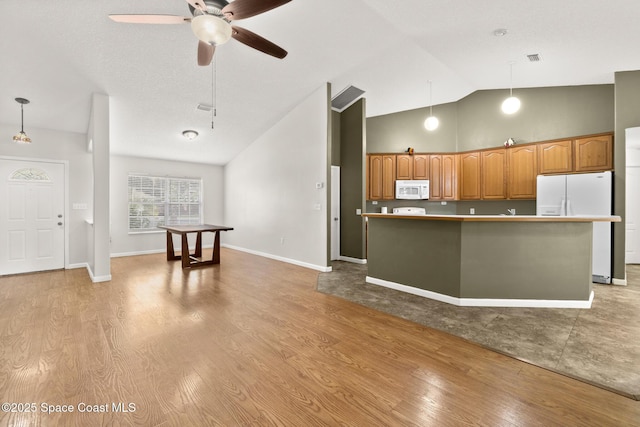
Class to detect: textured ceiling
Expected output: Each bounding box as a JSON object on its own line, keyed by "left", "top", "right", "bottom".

{"left": 2, "top": 0, "right": 640, "bottom": 164}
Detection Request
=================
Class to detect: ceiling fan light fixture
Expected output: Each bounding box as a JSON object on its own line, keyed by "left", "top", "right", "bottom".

{"left": 182, "top": 130, "right": 199, "bottom": 140}
{"left": 191, "top": 14, "right": 232, "bottom": 45}
{"left": 12, "top": 97, "right": 32, "bottom": 144}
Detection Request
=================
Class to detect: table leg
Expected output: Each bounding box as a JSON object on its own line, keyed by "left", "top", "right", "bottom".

{"left": 213, "top": 230, "right": 221, "bottom": 264}
{"left": 181, "top": 233, "right": 190, "bottom": 269}
{"left": 195, "top": 232, "right": 202, "bottom": 257}
{"left": 166, "top": 231, "right": 181, "bottom": 261}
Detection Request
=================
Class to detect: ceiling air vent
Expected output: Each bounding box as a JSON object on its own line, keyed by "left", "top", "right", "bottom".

{"left": 331, "top": 85, "right": 365, "bottom": 112}
{"left": 527, "top": 54, "right": 541, "bottom": 62}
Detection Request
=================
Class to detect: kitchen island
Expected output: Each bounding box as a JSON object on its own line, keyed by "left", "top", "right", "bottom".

{"left": 362, "top": 214, "right": 621, "bottom": 308}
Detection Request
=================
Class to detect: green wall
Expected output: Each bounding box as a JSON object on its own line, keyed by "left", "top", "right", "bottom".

{"left": 367, "top": 84, "right": 614, "bottom": 154}
{"left": 339, "top": 99, "right": 367, "bottom": 259}
{"left": 614, "top": 71, "right": 640, "bottom": 280}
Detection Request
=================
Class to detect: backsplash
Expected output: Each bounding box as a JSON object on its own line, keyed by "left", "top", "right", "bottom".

{"left": 366, "top": 199, "right": 536, "bottom": 215}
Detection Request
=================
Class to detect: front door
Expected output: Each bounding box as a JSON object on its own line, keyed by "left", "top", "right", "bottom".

{"left": 0, "top": 159, "right": 65, "bottom": 275}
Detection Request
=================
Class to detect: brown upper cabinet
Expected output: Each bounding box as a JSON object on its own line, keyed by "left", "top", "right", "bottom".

{"left": 430, "top": 154, "right": 458, "bottom": 200}
{"left": 412, "top": 154, "right": 430, "bottom": 180}
{"left": 367, "top": 154, "right": 396, "bottom": 200}
{"left": 574, "top": 134, "right": 613, "bottom": 172}
{"left": 537, "top": 139, "right": 573, "bottom": 174}
{"left": 396, "top": 154, "right": 430, "bottom": 180}
{"left": 366, "top": 132, "right": 612, "bottom": 201}
{"left": 459, "top": 152, "right": 481, "bottom": 200}
{"left": 507, "top": 144, "right": 538, "bottom": 199}
{"left": 396, "top": 154, "right": 413, "bottom": 180}
{"left": 481, "top": 149, "right": 507, "bottom": 199}
{"left": 537, "top": 133, "right": 613, "bottom": 175}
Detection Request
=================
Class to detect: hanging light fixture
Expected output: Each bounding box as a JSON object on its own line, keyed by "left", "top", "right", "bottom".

{"left": 13, "top": 97, "right": 32, "bottom": 144}
{"left": 501, "top": 62, "right": 521, "bottom": 114}
{"left": 423, "top": 80, "right": 439, "bottom": 131}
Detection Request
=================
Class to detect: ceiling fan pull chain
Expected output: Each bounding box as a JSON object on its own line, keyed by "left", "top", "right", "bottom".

{"left": 211, "top": 56, "right": 216, "bottom": 129}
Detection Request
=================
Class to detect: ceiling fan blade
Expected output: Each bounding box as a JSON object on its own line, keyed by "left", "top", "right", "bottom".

{"left": 222, "top": 0, "right": 291, "bottom": 21}
{"left": 231, "top": 26, "right": 287, "bottom": 59}
{"left": 109, "top": 14, "right": 190, "bottom": 24}
{"left": 198, "top": 41, "right": 215, "bottom": 66}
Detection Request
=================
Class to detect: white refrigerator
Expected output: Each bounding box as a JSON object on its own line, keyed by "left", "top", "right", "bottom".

{"left": 536, "top": 171, "right": 613, "bottom": 284}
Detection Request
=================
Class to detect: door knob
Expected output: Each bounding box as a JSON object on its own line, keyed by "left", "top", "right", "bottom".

{"left": 58, "top": 222, "right": 63, "bottom": 226}
{"left": 58, "top": 214, "right": 63, "bottom": 218}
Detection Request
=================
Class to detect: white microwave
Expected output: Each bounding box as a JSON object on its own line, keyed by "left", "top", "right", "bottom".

{"left": 395, "top": 180, "right": 430, "bottom": 200}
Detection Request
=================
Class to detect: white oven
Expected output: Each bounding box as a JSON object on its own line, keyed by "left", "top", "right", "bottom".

{"left": 395, "top": 180, "right": 430, "bottom": 200}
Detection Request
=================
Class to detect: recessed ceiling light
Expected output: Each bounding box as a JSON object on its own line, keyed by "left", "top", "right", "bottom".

{"left": 493, "top": 28, "right": 508, "bottom": 37}
{"left": 182, "top": 130, "right": 199, "bottom": 140}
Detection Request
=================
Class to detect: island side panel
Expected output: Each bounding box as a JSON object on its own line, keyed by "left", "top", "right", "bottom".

{"left": 367, "top": 217, "right": 462, "bottom": 297}
{"left": 459, "top": 222, "right": 593, "bottom": 300}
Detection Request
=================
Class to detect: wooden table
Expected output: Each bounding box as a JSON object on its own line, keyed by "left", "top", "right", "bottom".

{"left": 159, "top": 224, "right": 234, "bottom": 269}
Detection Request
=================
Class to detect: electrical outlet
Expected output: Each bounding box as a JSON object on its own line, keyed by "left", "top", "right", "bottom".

{"left": 280, "top": 237, "right": 285, "bottom": 245}
{"left": 470, "top": 208, "right": 475, "bottom": 214}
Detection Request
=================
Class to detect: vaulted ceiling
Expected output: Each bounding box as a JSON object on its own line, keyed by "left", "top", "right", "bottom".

{"left": 2, "top": 0, "right": 640, "bottom": 164}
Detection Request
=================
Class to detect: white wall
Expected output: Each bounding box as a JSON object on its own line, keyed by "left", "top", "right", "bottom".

{"left": 110, "top": 155, "right": 224, "bottom": 256}
{"left": 224, "top": 84, "right": 330, "bottom": 271}
{"left": 0, "top": 124, "right": 93, "bottom": 267}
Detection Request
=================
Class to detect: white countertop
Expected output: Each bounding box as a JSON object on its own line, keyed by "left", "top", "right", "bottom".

{"left": 362, "top": 213, "right": 621, "bottom": 222}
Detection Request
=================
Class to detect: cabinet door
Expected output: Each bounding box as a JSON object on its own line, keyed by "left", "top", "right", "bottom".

{"left": 441, "top": 154, "right": 459, "bottom": 200}
{"left": 382, "top": 154, "right": 396, "bottom": 200}
{"left": 396, "top": 154, "right": 413, "bottom": 180}
{"left": 481, "top": 149, "right": 507, "bottom": 199}
{"left": 459, "top": 152, "right": 481, "bottom": 200}
{"left": 412, "top": 154, "right": 430, "bottom": 180}
{"left": 429, "top": 155, "right": 442, "bottom": 199}
{"left": 508, "top": 145, "right": 537, "bottom": 199}
{"left": 368, "top": 155, "right": 383, "bottom": 200}
{"left": 574, "top": 134, "right": 613, "bottom": 172}
{"left": 538, "top": 140, "right": 573, "bottom": 174}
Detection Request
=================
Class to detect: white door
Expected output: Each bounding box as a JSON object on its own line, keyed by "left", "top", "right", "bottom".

{"left": 0, "top": 160, "right": 65, "bottom": 275}
{"left": 627, "top": 166, "right": 640, "bottom": 264}
{"left": 331, "top": 166, "right": 340, "bottom": 261}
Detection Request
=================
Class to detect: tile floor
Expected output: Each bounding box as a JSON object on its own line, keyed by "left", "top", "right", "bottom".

{"left": 317, "top": 263, "right": 640, "bottom": 400}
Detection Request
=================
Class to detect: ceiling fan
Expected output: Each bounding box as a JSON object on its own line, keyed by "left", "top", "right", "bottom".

{"left": 109, "top": 0, "right": 291, "bottom": 66}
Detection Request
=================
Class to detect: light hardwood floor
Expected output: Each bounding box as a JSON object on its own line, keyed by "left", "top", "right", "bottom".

{"left": 1, "top": 249, "right": 639, "bottom": 426}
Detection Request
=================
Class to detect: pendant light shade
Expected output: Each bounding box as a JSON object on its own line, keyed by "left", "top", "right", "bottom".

{"left": 13, "top": 97, "right": 32, "bottom": 144}
{"left": 501, "top": 62, "right": 520, "bottom": 115}
{"left": 501, "top": 96, "right": 521, "bottom": 115}
{"left": 191, "top": 14, "right": 232, "bottom": 46}
{"left": 423, "top": 80, "right": 439, "bottom": 131}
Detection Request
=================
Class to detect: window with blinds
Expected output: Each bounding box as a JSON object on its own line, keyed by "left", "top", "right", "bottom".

{"left": 128, "top": 174, "right": 202, "bottom": 232}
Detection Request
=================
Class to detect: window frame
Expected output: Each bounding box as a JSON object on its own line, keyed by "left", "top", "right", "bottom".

{"left": 127, "top": 173, "right": 203, "bottom": 234}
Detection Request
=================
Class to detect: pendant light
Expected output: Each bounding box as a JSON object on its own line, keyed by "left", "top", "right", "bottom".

{"left": 13, "top": 97, "right": 32, "bottom": 144}
{"left": 423, "top": 80, "right": 439, "bottom": 131}
{"left": 501, "top": 62, "right": 520, "bottom": 114}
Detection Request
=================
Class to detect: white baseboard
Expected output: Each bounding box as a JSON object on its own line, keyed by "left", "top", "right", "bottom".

{"left": 222, "top": 244, "right": 332, "bottom": 272}
{"left": 67, "top": 262, "right": 88, "bottom": 270}
{"left": 337, "top": 256, "right": 367, "bottom": 264}
{"left": 366, "top": 276, "right": 594, "bottom": 309}
{"left": 86, "top": 265, "right": 111, "bottom": 283}
{"left": 110, "top": 245, "right": 213, "bottom": 258}
{"left": 612, "top": 277, "right": 627, "bottom": 286}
